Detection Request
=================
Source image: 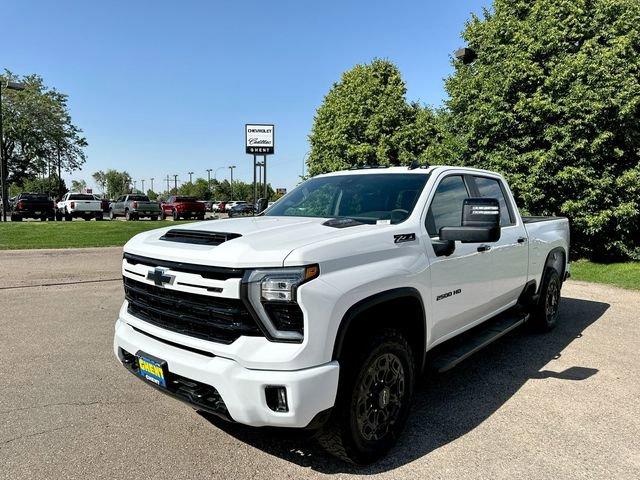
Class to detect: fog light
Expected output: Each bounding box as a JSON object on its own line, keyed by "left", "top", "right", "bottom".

{"left": 265, "top": 386, "right": 289, "bottom": 412}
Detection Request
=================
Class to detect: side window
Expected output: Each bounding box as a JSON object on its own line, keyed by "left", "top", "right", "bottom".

{"left": 473, "top": 176, "right": 513, "bottom": 226}
{"left": 426, "top": 176, "right": 470, "bottom": 236}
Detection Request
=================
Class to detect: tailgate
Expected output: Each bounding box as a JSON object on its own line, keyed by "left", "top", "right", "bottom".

{"left": 72, "top": 201, "right": 101, "bottom": 212}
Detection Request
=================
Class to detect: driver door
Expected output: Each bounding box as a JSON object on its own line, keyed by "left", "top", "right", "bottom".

{"left": 426, "top": 175, "right": 496, "bottom": 344}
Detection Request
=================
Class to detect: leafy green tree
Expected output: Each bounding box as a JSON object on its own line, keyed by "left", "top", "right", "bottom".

{"left": 70, "top": 179, "right": 87, "bottom": 192}
{"left": 445, "top": 0, "right": 640, "bottom": 260}
{"left": 307, "top": 59, "right": 442, "bottom": 175}
{"left": 9, "top": 175, "right": 67, "bottom": 198}
{"left": 146, "top": 189, "right": 158, "bottom": 201}
{"left": 1, "top": 71, "right": 87, "bottom": 193}
{"left": 95, "top": 169, "right": 132, "bottom": 199}
{"left": 177, "top": 178, "right": 213, "bottom": 199}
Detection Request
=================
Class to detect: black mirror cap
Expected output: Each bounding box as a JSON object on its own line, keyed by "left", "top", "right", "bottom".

{"left": 462, "top": 197, "right": 500, "bottom": 228}
{"left": 439, "top": 225, "right": 501, "bottom": 243}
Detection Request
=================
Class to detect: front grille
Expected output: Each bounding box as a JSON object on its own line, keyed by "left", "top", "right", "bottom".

{"left": 120, "top": 348, "right": 231, "bottom": 420}
{"left": 124, "top": 277, "right": 262, "bottom": 344}
{"left": 159, "top": 229, "right": 242, "bottom": 246}
{"left": 124, "top": 253, "right": 243, "bottom": 281}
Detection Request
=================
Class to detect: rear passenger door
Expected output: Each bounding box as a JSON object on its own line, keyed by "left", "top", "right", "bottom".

{"left": 470, "top": 175, "right": 528, "bottom": 310}
{"left": 425, "top": 174, "right": 496, "bottom": 343}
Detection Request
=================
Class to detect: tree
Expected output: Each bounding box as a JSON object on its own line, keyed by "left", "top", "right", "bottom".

{"left": 92, "top": 171, "right": 106, "bottom": 194}
{"left": 445, "top": 0, "right": 640, "bottom": 260}
{"left": 1, "top": 71, "right": 87, "bottom": 194}
{"left": 146, "top": 189, "right": 158, "bottom": 201}
{"left": 307, "top": 59, "right": 442, "bottom": 175}
{"left": 96, "top": 169, "right": 132, "bottom": 199}
{"left": 71, "top": 179, "right": 87, "bottom": 192}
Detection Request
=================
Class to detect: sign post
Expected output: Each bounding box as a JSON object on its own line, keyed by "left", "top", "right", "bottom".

{"left": 245, "top": 124, "right": 274, "bottom": 211}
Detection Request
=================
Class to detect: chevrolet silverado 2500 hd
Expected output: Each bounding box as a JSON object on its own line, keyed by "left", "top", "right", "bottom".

{"left": 114, "top": 166, "right": 570, "bottom": 464}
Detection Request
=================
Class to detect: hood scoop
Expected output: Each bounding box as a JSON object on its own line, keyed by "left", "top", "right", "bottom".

{"left": 322, "top": 218, "right": 365, "bottom": 229}
{"left": 159, "top": 229, "right": 242, "bottom": 246}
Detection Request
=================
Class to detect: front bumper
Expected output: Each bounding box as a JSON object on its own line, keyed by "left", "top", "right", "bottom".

{"left": 114, "top": 319, "right": 339, "bottom": 428}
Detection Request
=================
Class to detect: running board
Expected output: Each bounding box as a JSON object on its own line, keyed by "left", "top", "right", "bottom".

{"left": 431, "top": 313, "right": 529, "bottom": 373}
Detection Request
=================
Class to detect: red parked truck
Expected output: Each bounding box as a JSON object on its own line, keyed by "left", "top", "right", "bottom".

{"left": 161, "top": 196, "right": 206, "bottom": 220}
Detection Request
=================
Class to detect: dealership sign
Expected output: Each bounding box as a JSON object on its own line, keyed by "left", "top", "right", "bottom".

{"left": 245, "top": 124, "right": 275, "bottom": 155}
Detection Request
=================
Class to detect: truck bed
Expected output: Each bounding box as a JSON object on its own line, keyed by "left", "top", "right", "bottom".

{"left": 522, "top": 216, "right": 567, "bottom": 224}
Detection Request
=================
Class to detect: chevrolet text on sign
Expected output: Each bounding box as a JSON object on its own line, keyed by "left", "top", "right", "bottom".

{"left": 245, "top": 124, "right": 275, "bottom": 154}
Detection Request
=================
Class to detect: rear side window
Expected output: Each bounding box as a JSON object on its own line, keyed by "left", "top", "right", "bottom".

{"left": 175, "top": 196, "right": 195, "bottom": 202}
{"left": 426, "top": 176, "right": 469, "bottom": 236}
{"left": 128, "top": 195, "right": 149, "bottom": 201}
{"left": 473, "top": 176, "right": 513, "bottom": 226}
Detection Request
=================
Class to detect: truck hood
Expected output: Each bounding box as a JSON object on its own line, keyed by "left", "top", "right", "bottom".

{"left": 124, "top": 216, "right": 377, "bottom": 268}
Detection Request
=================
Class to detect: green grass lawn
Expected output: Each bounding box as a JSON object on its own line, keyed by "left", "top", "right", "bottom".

{"left": 0, "top": 220, "right": 195, "bottom": 250}
{"left": 570, "top": 260, "right": 640, "bottom": 291}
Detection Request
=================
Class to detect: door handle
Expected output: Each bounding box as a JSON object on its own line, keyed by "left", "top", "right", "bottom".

{"left": 517, "top": 237, "right": 527, "bottom": 244}
{"left": 477, "top": 244, "right": 491, "bottom": 252}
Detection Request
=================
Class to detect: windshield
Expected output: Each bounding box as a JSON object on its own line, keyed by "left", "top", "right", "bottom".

{"left": 265, "top": 173, "right": 429, "bottom": 224}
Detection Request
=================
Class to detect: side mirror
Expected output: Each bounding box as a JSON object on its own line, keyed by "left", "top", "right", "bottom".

{"left": 256, "top": 197, "right": 268, "bottom": 213}
{"left": 440, "top": 197, "right": 501, "bottom": 243}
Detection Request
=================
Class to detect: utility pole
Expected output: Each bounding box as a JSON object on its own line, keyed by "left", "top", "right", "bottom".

{"left": 188, "top": 171, "right": 194, "bottom": 183}
{"left": 133, "top": 180, "right": 137, "bottom": 192}
{"left": 166, "top": 175, "right": 170, "bottom": 193}
{"left": 150, "top": 177, "right": 154, "bottom": 193}
{"left": 173, "top": 174, "right": 178, "bottom": 192}
{"left": 228, "top": 165, "right": 236, "bottom": 200}
{"left": 141, "top": 179, "right": 145, "bottom": 193}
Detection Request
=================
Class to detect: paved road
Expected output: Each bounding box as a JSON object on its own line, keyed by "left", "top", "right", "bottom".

{"left": 0, "top": 248, "right": 638, "bottom": 479}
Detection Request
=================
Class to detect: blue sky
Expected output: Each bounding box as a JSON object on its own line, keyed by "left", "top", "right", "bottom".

{"left": 3, "top": 0, "right": 490, "bottom": 192}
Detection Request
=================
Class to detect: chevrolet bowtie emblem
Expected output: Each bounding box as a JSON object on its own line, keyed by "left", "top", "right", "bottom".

{"left": 147, "top": 267, "right": 175, "bottom": 287}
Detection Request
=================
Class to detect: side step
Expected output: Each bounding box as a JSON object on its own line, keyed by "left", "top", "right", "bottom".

{"left": 430, "top": 313, "right": 529, "bottom": 373}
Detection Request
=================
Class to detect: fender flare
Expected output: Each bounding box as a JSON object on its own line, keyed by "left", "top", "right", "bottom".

{"left": 538, "top": 246, "right": 567, "bottom": 293}
{"left": 332, "top": 287, "right": 427, "bottom": 373}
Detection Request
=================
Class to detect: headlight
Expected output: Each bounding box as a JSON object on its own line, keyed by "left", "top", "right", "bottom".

{"left": 243, "top": 265, "right": 319, "bottom": 342}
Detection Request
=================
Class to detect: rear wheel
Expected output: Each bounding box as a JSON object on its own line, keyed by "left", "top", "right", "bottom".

{"left": 109, "top": 209, "right": 115, "bottom": 220}
{"left": 172, "top": 209, "right": 179, "bottom": 221}
{"left": 125, "top": 210, "right": 132, "bottom": 221}
{"left": 64, "top": 210, "right": 72, "bottom": 221}
{"left": 197, "top": 213, "right": 205, "bottom": 221}
{"left": 317, "top": 329, "right": 415, "bottom": 465}
{"left": 150, "top": 216, "right": 158, "bottom": 221}
{"left": 530, "top": 268, "right": 561, "bottom": 332}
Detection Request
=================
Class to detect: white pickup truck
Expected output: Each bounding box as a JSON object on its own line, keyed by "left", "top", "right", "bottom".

{"left": 114, "top": 166, "right": 570, "bottom": 464}
{"left": 56, "top": 192, "right": 103, "bottom": 221}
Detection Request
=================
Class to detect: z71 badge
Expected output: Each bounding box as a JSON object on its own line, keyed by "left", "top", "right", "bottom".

{"left": 436, "top": 288, "right": 462, "bottom": 301}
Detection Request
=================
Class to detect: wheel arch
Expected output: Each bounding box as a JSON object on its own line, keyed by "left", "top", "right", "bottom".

{"left": 332, "top": 287, "right": 427, "bottom": 374}
{"left": 538, "top": 246, "right": 567, "bottom": 293}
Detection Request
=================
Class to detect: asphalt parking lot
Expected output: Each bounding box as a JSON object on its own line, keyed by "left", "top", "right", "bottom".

{"left": 0, "top": 248, "right": 638, "bottom": 480}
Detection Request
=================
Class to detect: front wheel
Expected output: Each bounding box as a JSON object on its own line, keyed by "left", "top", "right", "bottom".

{"left": 530, "top": 267, "right": 561, "bottom": 332}
{"left": 317, "top": 329, "right": 415, "bottom": 465}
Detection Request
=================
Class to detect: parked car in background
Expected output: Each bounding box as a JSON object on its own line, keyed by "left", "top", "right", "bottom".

{"left": 161, "top": 196, "right": 206, "bottom": 221}
{"left": 56, "top": 192, "right": 103, "bottom": 221}
{"left": 9, "top": 192, "right": 55, "bottom": 221}
{"left": 110, "top": 194, "right": 161, "bottom": 221}
{"left": 94, "top": 195, "right": 111, "bottom": 213}
{"left": 212, "top": 201, "right": 226, "bottom": 213}
{"left": 201, "top": 200, "right": 214, "bottom": 212}
{"left": 225, "top": 200, "right": 246, "bottom": 211}
{"left": 227, "top": 202, "right": 255, "bottom": 217}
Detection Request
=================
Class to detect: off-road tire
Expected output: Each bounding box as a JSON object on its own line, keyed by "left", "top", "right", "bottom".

{"left": 317, "top": 329, "right": 415, "bottom": 465}
{"left": 530, "top": 267, "right": 561, "bottom": 332}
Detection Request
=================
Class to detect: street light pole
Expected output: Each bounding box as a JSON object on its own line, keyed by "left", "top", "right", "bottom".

{"left": 0, "top": 80, "right": 26, "bottom": 222}
{"left": 206, "top": 168, "right": 212, "bottom": 193}
{"left": 228, "top": 165, "right": 236, "bottom": 200}
{"left": 173, "top": 175, "right": 178, "bottom": 192}
{"left": 188, "top": 171, "right": 194, "bottom": 183}
{"left": 150, "top": 177, "right": 154, "bottom": 193}
{"left": 141, "top": 179, "right": 145, "bottom": 193}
